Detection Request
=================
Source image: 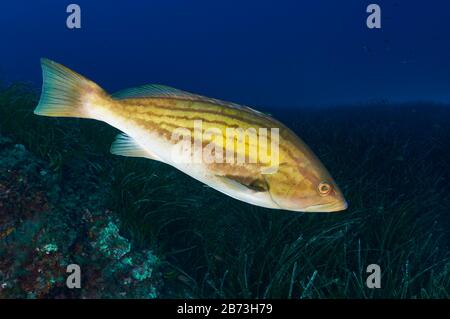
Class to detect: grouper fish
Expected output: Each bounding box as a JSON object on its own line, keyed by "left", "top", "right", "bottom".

{"left": 34, "top": 59, "right": 347, "bottom": 212}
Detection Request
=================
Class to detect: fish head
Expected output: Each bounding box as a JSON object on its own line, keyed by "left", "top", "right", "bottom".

{"left": 293, "top": 178, "right": 348, "bottom": 213}
{"left": 266, "top": 157, "right": 347, "bottom": 213}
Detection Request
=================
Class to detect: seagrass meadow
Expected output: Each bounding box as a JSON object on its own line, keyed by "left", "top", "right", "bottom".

{"left": 0, "top": 83, "right": 449, "bottom": 298}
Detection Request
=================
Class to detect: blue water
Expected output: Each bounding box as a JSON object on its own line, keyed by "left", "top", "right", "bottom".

{"left": 1, "top": 0, "right": 450, "bottom": 108}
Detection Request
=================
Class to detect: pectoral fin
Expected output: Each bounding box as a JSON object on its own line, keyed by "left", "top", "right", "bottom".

{"left": 216, "top": 174, "right": 269, "bottom": 193}
{"left": 110, "top": 133, "right": 163, "bottom": 161}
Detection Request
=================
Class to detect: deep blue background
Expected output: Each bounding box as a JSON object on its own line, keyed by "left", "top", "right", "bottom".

{"left": 1, "top": 0, "right": 450, "bottom": 108}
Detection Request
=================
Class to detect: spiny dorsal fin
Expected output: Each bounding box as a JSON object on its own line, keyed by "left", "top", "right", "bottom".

{"left": 112, "top": 84, "right": 270, "bottom": 117}
{"left": 112, "top": 84, "right": 197, "bottom": 100}
{"left": 110, "top": 133, "right": 163, "bottom": 162}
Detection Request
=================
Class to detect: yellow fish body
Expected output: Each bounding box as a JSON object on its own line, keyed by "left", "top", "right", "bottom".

{"left": 34, "top": 59, "right": 347, "bottom": 212}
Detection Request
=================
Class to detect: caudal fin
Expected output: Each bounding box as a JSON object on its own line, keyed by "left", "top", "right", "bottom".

{"left": 34, "top": 58, "right": 105, "bottom": 118}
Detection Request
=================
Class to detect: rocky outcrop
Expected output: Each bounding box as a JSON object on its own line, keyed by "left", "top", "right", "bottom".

{"left": 0, "top": 134, "right": 162, "bottom": 298}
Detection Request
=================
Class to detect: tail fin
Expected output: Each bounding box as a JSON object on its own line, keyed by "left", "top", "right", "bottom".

{"left": 34, "top": 58, "right": 106, "bottom": 118}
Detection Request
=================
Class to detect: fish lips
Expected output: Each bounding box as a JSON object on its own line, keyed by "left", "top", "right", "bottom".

{"left": 301, "top": 199, "right": 348, "bottom": 213}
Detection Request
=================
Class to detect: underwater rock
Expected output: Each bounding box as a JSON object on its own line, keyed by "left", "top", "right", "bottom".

{"left": 90, "top": 221, "right": 131, "bottom": 260}
{"left": 0, "top": 133, "right": 162, "bottom": 298}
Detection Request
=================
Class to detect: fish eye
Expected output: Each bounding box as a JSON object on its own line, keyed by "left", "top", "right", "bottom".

{"left": 318, "top": 182, "right": 332, "bottom": 196}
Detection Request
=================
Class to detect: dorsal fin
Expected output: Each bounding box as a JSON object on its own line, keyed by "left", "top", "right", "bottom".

{"left": 112, "top": 84, "right": 198, "bottom": 100}
{"left": 110, "top": 133, "right": 163, "bottom": 162}
{"left": 112, "top": 84, "right": 270, "bottom": 117}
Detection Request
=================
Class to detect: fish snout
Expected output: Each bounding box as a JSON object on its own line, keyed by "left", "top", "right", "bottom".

{"left": 277, "top": 178, "right": 348, "bottom": 213}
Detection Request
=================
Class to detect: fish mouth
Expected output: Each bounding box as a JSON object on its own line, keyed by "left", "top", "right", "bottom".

{"left": 302, "top": 199, "right": 348, "bottom": 213}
